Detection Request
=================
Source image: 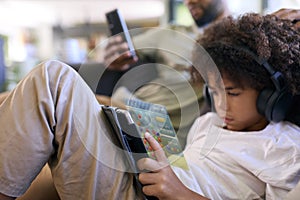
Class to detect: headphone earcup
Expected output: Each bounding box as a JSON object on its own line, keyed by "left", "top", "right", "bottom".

{"left": 269, "top": 89, "right": 293, "bottom": 122}
{"left": 257, "top": 88, "right": 293, "bottom": 122}
{"left": 257, "top": 88, "right": 273, "bottom": 120}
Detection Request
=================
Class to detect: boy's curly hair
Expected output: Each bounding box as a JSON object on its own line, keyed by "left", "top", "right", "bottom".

{"left": 193, "top": 13, "right": 300, "bottom": 95}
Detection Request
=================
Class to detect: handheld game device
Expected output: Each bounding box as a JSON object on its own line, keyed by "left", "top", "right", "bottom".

{"left": 102, "top": 100, "right": 188, "bottom": 199}
{"left": 105, "top": 8, "right": 136, "bottom": 58}
{"left": 103, "top": 99, "right": 187, "bottom": 167}
{"left": 125, "top": 99, "right": 185, "bottom": 161}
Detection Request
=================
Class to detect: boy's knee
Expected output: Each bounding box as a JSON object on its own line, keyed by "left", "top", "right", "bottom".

{"left": 27, "top": 60, "right": 79, "bottom": 91}
{"left": 41, "top": 60, "right": 77, "bottom": 78}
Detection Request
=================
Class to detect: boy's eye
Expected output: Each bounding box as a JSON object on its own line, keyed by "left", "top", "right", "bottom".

{"left": 227, "top": 91, "right": 240, "bottom": 96}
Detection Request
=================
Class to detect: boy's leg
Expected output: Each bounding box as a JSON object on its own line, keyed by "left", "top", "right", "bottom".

{"left": 0, "top": 60, "right": 137, "bottom": 199}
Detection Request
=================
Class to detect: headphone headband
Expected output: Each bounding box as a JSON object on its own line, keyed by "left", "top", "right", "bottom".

{"left": 225, "top": 44, "right": 287, "bottom": 92}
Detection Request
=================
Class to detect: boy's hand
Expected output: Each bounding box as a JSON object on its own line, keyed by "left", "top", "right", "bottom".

{"left": 104, "top": 35, "right": 138, "bottom": 71}
{"left": 137, "top": 132, "right": 192, "bottom": 200}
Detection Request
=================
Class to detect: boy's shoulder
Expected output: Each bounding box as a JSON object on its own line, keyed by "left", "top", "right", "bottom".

{"left": 195, "top": 112, "right": 222, "bottom": 125}
{"left": 188, "top": 112, "right": 223, "bottom": 135}
{"left": 269, "top": 120, "right": 300, "bottom": 134}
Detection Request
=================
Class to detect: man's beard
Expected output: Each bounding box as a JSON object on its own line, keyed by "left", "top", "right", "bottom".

{"left": 194, "top": 0, "right": 223, "bottom": 27}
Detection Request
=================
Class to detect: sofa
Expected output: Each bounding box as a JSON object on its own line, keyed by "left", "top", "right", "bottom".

{"left": 17, "top": 165, "right": 60, "bottom": 200}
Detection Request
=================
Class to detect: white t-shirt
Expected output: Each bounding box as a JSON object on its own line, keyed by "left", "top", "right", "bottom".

{"left": 173, "top": 112, "right": 300, "bottom": 200}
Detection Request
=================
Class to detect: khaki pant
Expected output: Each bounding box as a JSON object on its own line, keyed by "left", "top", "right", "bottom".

{"left": 0, "top": 61, "right": 137, "bottom": 199}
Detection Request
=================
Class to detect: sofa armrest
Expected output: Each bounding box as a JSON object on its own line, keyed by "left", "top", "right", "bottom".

{"left": 16, "top": 165, "right": 60, "bottom": 200}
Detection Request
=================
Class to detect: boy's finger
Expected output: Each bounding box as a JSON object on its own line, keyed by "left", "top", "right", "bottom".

{"left": 137, "top": 157, "right": 161, "bottom": 172}
{"left": 138, "top": 172, "right": 159, "bottom": 185}
{"left": 144, "top": 132, "right": 168, "bottom": 164}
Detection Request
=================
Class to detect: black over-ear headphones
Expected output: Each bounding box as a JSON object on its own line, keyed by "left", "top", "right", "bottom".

{"left": 203, "top": 46, "right": 293, "bottom": 122}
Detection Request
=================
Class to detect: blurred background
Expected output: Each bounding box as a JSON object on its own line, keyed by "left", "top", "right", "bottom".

{"left": 0, "top": 0, "right": 299, "bottom": 91}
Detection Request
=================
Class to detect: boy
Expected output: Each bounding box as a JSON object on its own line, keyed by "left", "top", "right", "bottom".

{"left": 1, "top": 13, "right": 300, "bottom": 200}
{"left": 138, "top": 12, "right": 300, "bottom": 199}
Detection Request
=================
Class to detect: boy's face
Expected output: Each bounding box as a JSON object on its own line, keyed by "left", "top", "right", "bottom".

{"left": 208, "top": 74, "right": 268, "bottom": 131}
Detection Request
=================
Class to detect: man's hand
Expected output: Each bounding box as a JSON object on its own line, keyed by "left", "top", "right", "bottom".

{"left": 137, "top": 132, "right": 209, "bottom": 200}
{"left": 104, "top": 35, "right": 138, "bottom": 71}
{"left": 272, "top": 8, "right": 300, "bottom": 29}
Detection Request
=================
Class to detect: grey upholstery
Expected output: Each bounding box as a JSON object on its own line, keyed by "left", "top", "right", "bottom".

{"left": 73, "top": 62, "right": 158, "bottom": 95}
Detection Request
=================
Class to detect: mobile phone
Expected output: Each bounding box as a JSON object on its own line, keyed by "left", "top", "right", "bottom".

{"left": 105, "top": 9, "right": 136, "bottom": 58}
